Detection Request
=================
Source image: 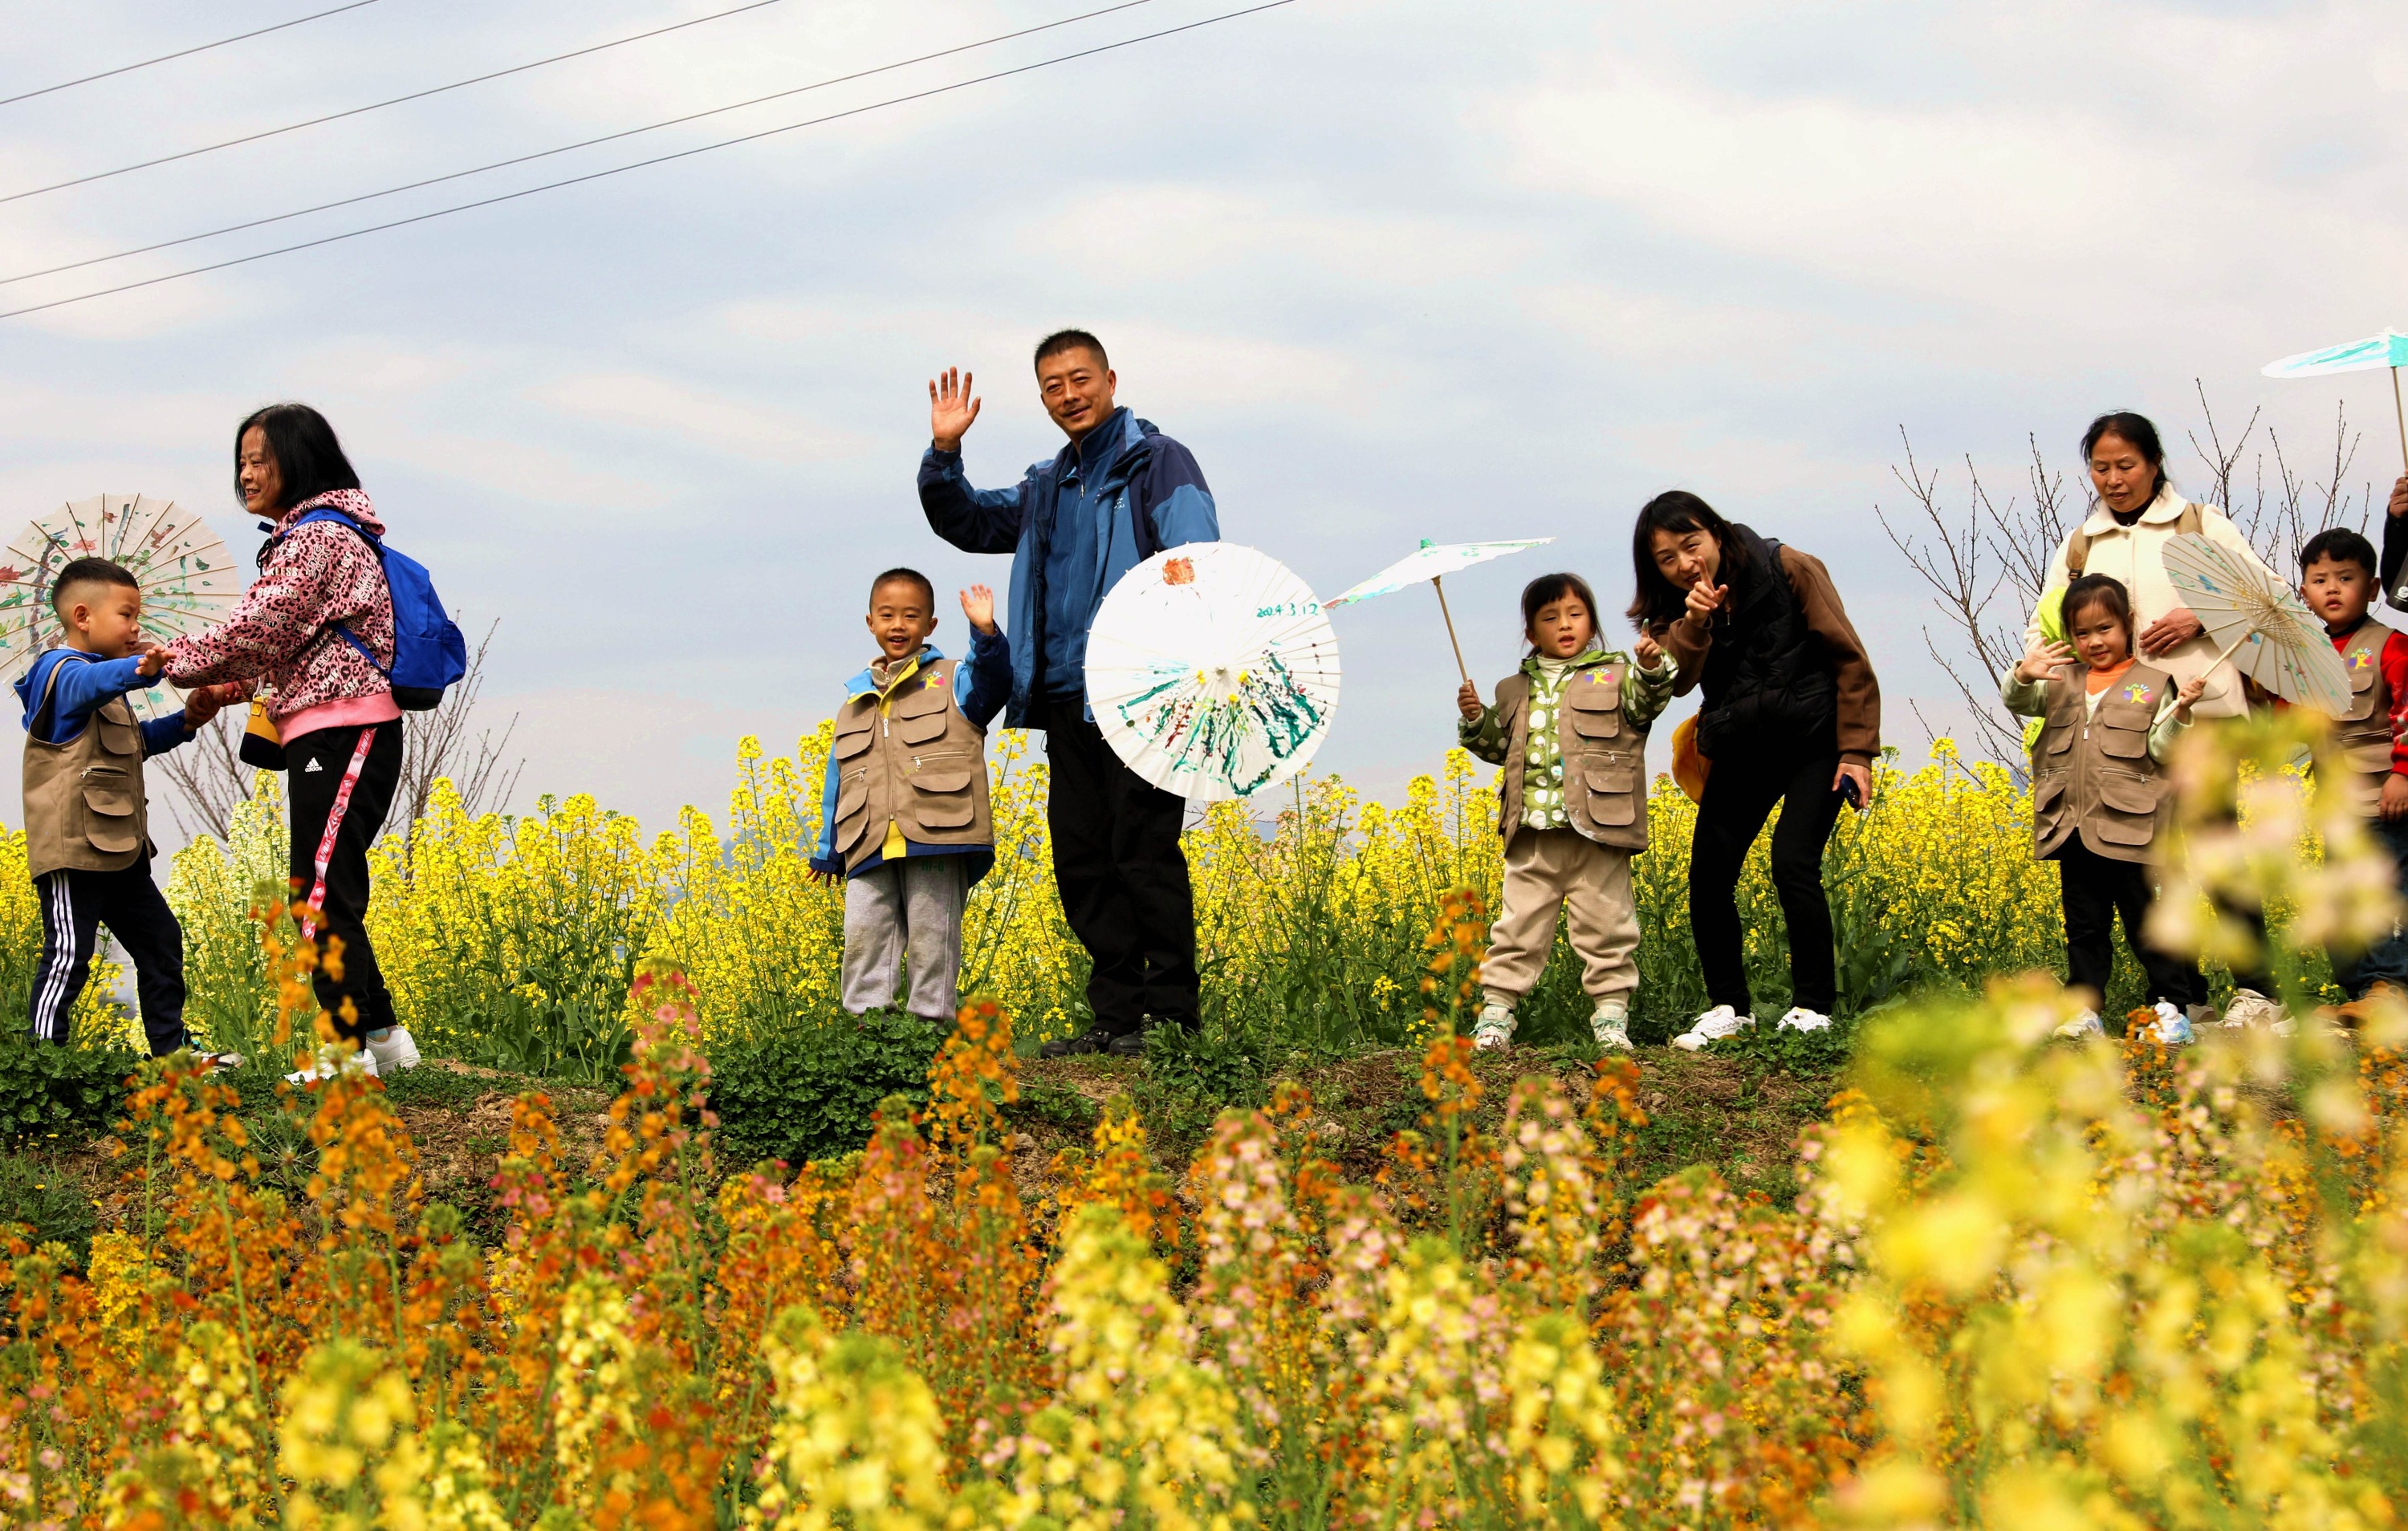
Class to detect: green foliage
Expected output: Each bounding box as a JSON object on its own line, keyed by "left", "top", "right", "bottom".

{"left": 0, "top": 1148, "right": 96, "bottom": 1265}
{"left": 0, "top": 1034, "right": 136, "bottom": 1139}
{"left": 1132, "top": 1022, "right": 1268, "bottom": 1143}
{"left": 706, "top": 1009, "right": 942, "bottom": 1168}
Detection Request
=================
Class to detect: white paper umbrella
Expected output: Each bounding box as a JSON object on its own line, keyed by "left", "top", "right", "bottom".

{"left": 1084, "top": 543, "right": 1341, "bottom": 801}
{"left": 0, "top": 494, "right": 239, "bottom": 724}
{"left": 2263, "top": 330, "right": 2408, "bottom": 475}
{"left": 1324, "top": 538, "right": 1552, "bottom": 683}
{"left": 2162, "top": 532, "right": 2349, "bottom": 715}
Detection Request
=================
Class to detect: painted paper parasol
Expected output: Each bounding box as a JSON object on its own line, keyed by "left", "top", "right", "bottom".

{"left": 2263, "top": 329, "right": 2408, "bottom": 475}
{"left": 0, "top": 494, "right": 238, "bottom": 723}
{"left": 1324, "top": 538, "right": 1552, "bottom": 683}
{"left": 1084, "top": 543, "right": 1341, "bottom": 801}
{"left": 2160, "top": 532, "right": 2349, "bottom": 715}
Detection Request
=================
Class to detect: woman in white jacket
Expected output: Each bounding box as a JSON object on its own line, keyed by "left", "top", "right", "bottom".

{"left": 2023, "top": 409, "right": 2283, "bottom": 1029}
{"left": 2023, "top": 412, "right": 2275, "bottom": 719}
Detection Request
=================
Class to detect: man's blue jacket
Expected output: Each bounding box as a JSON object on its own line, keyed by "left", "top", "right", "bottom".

{"left": 917, "top": 406, "right": 1218, "bottom": 729}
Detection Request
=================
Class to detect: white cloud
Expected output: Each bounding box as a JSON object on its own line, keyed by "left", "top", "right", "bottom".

{"left": 530, "top": 370, "right": 868, "bottom": 461}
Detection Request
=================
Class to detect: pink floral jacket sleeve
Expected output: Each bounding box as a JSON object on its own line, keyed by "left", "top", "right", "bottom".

{"left": 164, "top": 489, "right": 396, "bottom": 727}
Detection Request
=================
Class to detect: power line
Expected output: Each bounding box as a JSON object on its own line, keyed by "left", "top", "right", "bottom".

{"left": 1, "top": 0, "right": 795, "bottom": 205}
{"left": 0, "top": 1, "right": 386, "bottom": 109}
{"left": 0, "top": 0, "right": 1294, "bottom": 323}
{"left": 0, "top": 0, "right": 1159, "bottom": 289}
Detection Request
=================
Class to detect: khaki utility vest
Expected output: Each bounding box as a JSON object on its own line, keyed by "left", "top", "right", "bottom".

{"left": 22, "top": 656, "right": 151, "bottom": 879}
{"left": 829, "top": 656, "right": 993, "bottom": 873}
{"left": 2029, "top": 661, "right": 2172, "bottom": 865}
{"left": 1491, "top": 658, "right": 1649, "bottom": 851}
{"left": 2330, "top": 618, "right": 2397, "bottom": 817}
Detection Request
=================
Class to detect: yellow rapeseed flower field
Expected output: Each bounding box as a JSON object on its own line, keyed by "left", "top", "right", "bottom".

{"left": 138, "top": 731, "right": 2156, "bottom": 1071}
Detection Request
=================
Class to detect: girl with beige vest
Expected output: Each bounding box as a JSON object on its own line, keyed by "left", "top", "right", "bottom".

{"left": 1456, "top": 573, "right": 1674, "bottom": 1052}
{"left": 2003, "top": 574, "right": 2203, "bottom": 1045}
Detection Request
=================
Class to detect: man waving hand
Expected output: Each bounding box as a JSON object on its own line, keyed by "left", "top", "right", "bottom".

{"left": 918, "top": 331, "right": 1219, "bottom": 1056}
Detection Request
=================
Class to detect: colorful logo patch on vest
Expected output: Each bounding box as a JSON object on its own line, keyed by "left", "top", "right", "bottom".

{"left": 2121, "top": 680, "right": 2153, "bottom": 705}
{"left": 2349, "top": 648, "right": 2376, "bottom": 672}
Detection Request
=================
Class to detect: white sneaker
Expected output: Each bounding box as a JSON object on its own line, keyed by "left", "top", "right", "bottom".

{"left": 2053, "top": 1009, "right": 2105, "bottom": 1041}
{"left": 285, "top": 1044, "right": 378, "bottom": 1085}
{"left": 365, "top": 1026, "right": 422, "bottom": 1072}
{"left": 2222, "top": 989, "right": 2292, "bottom": 1035}
{"left": 1589, "top": 997, "right": 1632, "bottom": 1050}
{"left": 1775, "top": 1007, "right": 1832, "bottom": 1033}
{"left": 1473, "top": 1001, "right": 1515, "bottom": 1051}
{"left": 2152, "top": 1001, "right": 2193, "bottom": 1046}
{"left": 1671, "top": 1005, "right": 1752, "bottom": 1052}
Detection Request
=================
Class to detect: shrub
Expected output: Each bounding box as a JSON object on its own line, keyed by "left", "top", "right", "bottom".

{"left": 0, "top": 1032, "right": 135, "bottom": 1139}
{"left": 706, "top": 1007, "right": 944, "bottom": 1168}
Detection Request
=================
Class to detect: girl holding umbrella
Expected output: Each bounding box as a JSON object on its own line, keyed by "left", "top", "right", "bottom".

{"left": 1630, "top": 490, "right": 1882, "bottom": 1050}
{"left": 162, "top": 404, "right": 419, "bottom": 1079}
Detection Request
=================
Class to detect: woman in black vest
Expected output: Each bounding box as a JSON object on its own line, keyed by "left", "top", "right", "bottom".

{"left": 1629, "top": 491, "right": 1882, "bottom": 1050}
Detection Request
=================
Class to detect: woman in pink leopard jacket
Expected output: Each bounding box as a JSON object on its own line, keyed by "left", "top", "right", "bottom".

{"left": 164, "top": 403, "right": 419, "bottom": 1079}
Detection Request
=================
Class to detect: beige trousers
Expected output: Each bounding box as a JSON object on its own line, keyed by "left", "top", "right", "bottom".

{"left": 1480, "top": 826, "right": 1640, "bottom": 1004}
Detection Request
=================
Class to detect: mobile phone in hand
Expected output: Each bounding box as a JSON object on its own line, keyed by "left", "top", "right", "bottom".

{"left": 1838, "top": 774, "right": 1862, "bottom": 810}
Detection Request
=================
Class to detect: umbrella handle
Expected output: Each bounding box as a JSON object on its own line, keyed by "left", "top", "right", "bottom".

{"left": 2394, "top": 366, "right": 2407, "bottom": 479}
{"left": 1432, "top": 575, "right": 1470, "bottom": 685}
{"left": 2208, "top": 627, "right": 2255, "bottom": 676}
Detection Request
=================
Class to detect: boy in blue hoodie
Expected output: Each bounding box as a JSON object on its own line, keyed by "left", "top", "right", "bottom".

{"left": 16, "top": 558, "right": 235, "bottom": 1056}
{"left": 810, "top": 571, "right": 1011, "bottom": 1025}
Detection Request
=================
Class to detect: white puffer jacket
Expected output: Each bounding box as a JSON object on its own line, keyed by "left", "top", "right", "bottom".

{"left": 2024, "top": 483, "right": 2278, "bottom": 720}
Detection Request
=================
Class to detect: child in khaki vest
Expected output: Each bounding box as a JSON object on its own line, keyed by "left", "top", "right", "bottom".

{"left": 14, "top": 558, "right": 238, "bottom": 1056}
{"left": 2003, "top": 573, "right": 2203, "bottom": 1044}
{"left": 809, "top": 568, "right": 1011, "bottom": 1024}
{"left": 1457, "top": 572, "right": 1674, "bottom": 1051}
{"left": 2299, "top": 528, "right": 2408, "bottom": 1021}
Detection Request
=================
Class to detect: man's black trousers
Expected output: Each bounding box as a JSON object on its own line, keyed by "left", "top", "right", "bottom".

{"left": 1041, "top": 704, "right": 1199, "bottom": 1034}
{"left": 287, "top": 721, "right": 403, "bottom": 1042}
{"left": 28, "top": 862, "right": 187, "bottom": 1055}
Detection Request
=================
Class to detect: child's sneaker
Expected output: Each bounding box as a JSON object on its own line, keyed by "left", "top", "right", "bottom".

{"left": 364, "top": 1026, "right": 421, "bottom": 1073}
{"left": 2152, "top": 1001, "right": 2193, "bottom": 1046}
{"left": 1473, "top": 1001, "right": 1516, "bottom": 1051}
{"left": 285, "top": 1044, "right": 378, "bottom": 1086}
{"left": 1671, "top": 1005, "right": 1752, "bottom": 1052}
{"left": 1589, "top": 997, "right": 1632, "bottom": 1051}
{"left": 2052, "top": 1009, "right": 2105, "bottom": 1041}
{"left": 1775, "top": 1007, "right": 1832, "bottom": 1033}
{"left": 193, "top": 1050, "right": 245, "bottom": 1071}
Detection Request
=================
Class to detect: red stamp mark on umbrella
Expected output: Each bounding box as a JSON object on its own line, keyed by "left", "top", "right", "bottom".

{"left": 1164, "top": 557, "right": 1196, "bottom": 587}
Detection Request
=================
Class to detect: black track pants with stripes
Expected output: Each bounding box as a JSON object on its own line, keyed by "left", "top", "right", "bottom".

{"left": 27, "top": 863, "right": 188, "bottom": 1055}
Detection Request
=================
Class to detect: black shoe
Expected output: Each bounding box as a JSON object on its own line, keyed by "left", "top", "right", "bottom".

{"left": 1040, "top": 1023, "right": 1118, "bottom": 1058}
{"left": 1106, "top": 1028, "right": 1151, "bottom": 1058}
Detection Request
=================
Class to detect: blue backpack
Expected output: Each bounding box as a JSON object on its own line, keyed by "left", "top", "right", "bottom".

{"left": 284, "top": 508, "right": 469, "bottom": 711}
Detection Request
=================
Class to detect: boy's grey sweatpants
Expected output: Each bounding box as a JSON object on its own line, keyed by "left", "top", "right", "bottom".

{"left": 840, "top": 855, "right": 970, "bottom": 1022}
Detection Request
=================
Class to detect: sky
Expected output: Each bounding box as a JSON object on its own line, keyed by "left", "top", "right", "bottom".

{"left": 1, "top": 0, "right": 2405, "bottom": 841}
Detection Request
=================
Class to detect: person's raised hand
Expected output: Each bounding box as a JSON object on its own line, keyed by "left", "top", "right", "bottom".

{"left": 2016, "top": 636, "right": 2074, "bottom": 682}
{"left": 1681, "top": 581, "right": 1727, "bottom": 630}
{"left": 959, "top": 583, "right": 997, "bottom": 635}
{"left": 1458, "top": 679, "right": 1483, "bottom": 723}
{"left": 2388, "top": 473, "right": 2408, "bottom": 520}
{"left": 132, "top": 640, "right": 169, "bottom": 679}
{"left": 929, "top": 367, "right": 981, "bottom": 453}
{"left": 2140, "top": 605, "right": 2204, "bottom": 657}
{"left": 1633, "top": 628, "right": 1663, "bottom": 669}
{"left": 2173, "top": 673, "right": 2207, "bottom": 723}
